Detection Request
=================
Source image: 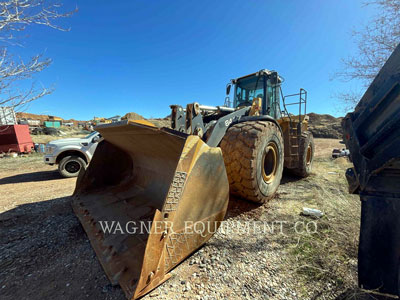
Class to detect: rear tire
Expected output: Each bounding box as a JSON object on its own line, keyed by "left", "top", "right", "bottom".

{"left": 58, "top": 155, "right": 87, "bottom": 178}
{"left": 220, "top": 121, "right": 284, "bottom": 204}
{"left": 292, "top": 131, "right": 314, "bottom": 177}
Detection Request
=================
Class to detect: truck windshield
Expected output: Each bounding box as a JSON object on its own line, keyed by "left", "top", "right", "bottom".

{"left": 234, "top": 75, "right": 264, "bottom": 108}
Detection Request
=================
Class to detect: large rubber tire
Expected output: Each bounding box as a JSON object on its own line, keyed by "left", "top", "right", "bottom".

{"left": 58, "top": 155, "right": 87, "bottom": 178}
{"left": 220, "top": 121, "right": 284, "bottom": 204}
{"left": 292, "top": 131, "right": 314, "bottom": 177}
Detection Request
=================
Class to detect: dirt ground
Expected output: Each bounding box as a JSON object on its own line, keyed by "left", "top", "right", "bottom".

{"left": 0, "top": 139, "right": 391, "bottom": 300}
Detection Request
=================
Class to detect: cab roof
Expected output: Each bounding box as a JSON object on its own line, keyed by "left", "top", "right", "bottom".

{"left": 232, "top": 69, "right": 282, "bottom": 83}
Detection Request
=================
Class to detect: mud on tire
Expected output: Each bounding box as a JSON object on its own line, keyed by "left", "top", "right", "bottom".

{"left": 292, "top": 131, "right": 314, "bottom": 177}
{"left": 220, "top": 121, "right": 284, "bottom": 204}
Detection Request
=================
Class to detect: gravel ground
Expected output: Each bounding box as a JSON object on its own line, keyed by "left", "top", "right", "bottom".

{"left": 147, "top": 208, "right": 302, "bottom": 300}
{"left": 0, "top": 139, "right": 392, "bottom": 300}
{"left": 0, "top": 178, "right": 301, "bottom": 300}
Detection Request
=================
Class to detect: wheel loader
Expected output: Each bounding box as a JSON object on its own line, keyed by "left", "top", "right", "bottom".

{"left": 72, "top": 69, "right": 315, "bottom": 299}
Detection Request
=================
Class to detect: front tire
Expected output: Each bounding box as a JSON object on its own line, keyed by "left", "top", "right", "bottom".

{"left": 220, "top": 121, "right": 284, "bottom": 204}
{"left": 58, "top": 155, "right": 87, "bottom": 178}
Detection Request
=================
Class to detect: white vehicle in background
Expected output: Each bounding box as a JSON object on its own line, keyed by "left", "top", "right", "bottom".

{"left": 44, "top": 131, "right": 102, "bottom": 177}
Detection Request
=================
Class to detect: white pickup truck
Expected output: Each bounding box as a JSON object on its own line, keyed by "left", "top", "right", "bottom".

{"left": 44, "top": 131, "right": 102, "bottom": 177}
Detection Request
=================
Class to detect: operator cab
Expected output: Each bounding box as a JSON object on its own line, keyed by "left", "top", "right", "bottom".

{"left": 229, "top": 70, "right": 282, "bottom": 119}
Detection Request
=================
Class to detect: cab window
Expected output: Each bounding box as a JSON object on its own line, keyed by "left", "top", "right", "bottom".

{"left": 234, "top": 76, "right": 265, "bottom": 108}
{"left": 267, "top": 80, "right": 281, "bottom": 119}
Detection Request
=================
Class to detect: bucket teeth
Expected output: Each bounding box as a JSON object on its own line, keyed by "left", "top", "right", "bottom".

{"left": 72, "top": 121, "right": 229, "bottom": 299}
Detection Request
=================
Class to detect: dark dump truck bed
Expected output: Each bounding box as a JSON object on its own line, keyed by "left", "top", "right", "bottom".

{"left": 342, "top": 43, "right": 400, "bottom": 296}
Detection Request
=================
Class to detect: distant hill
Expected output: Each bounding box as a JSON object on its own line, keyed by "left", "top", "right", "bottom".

{"left": 122, "top": 112, "right": 171, "bottom": 128}
{"left": 121, "top": 112, "right": 145, "bottom": 120}
{"left": 307, "top": 113, "right": 343, "bottom": 139}
{"left": 16, "top": 112, "right": 86, "bottom": 125}
{"left": 16, "top": 112, "right": 60, "bottom": 122}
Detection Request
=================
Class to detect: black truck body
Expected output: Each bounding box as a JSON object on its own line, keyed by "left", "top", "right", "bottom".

{"left": 342, "top": 43, "right": 400, "bottom": 296}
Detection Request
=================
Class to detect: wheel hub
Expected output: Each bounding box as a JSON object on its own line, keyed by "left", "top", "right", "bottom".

{"left": 65, "top": 161, "right": 80, "bottom": 173}
{"left": 306, "top": 144, "right": 312, "bottom": 166}
{"left": 262, "top": 142, "right": 278, "bottom": 183}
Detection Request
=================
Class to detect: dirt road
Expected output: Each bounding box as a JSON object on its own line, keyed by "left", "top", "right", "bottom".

{"left": 0, "top": 139, "right": 380, "bottom": 300}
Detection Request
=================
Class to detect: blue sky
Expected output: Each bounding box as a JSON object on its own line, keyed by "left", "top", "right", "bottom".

{"left": 16, "top": 0, "right": 374, "bottom": 120}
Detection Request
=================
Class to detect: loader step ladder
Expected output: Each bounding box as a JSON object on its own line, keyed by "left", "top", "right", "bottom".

{"left": 281, "top": 88, "right": 307, "bottom": 156}
{"left": 281, "top": 88, "right": 307, "bottom": 133}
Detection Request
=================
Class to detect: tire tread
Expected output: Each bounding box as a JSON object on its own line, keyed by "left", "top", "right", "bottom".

{"left": 220, "top": 121, "right": 284, "bottom": 203}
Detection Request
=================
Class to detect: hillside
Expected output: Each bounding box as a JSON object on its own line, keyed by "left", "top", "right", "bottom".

{"left": 307, "top": 113, "right": 343, "bottom": 139}
{"left": 16, "top": 112, "right": 61, "bottom": 122}
{"left": 121, "top": 112, "right": 145, "bottom": 120}
{"left": 16, "top": 112, "right": 85, "bottom": 125}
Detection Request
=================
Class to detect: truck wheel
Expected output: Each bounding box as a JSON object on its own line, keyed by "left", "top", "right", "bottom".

{"left": 58, "top": 155, "right": 87, "bottom": 178}
{"left": 292, "top": 131, "right": 314, "bottom": 177}
{"left": 220, "top": 121, "right": 284, "bottom": 204}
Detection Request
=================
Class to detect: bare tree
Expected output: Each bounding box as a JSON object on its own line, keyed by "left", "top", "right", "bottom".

{"left": 0, "top": 0, "right": 75, "bottom": 114}
{"left": 335, "top": 0, "right": 400, "bottom": 110}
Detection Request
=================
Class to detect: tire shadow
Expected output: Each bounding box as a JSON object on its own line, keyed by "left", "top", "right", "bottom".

{"left": 281, "top": 170, "right": 303, "bottom": 184}
{"left": 0, "top": 170, "right": 62, "bottom": 185}
{"left": 225, "top": 172, "right": 304, "bottom": 220}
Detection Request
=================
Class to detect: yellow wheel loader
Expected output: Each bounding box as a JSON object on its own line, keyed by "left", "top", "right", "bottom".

{"left": 72, "top": 69, "right": 314, "bottom": 299}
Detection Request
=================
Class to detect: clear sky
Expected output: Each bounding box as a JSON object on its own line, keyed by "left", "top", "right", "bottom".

{"left": 17, "top": 0, "right": 374, "bottom": 120}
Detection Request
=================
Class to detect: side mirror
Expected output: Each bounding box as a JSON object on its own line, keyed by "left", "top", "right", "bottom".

{"left": 92, "top": 136, "right": 100, "bottom": 143}
{"left": 226, "top": 84, "right": 231, "bottom": 95}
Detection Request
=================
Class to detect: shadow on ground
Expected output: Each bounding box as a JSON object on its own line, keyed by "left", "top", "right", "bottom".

{"left": 0, "top": 170, "right": 62, "bottom": 185}
{"left": 334, "top": 288, "right": 395, "bottom": 300}
{"left": 225, "top": 171, "right": 304, "bottom": 220}
{"left": 281, "top": 171, "right": 303, "bottom": 184}
{"left": 0, "top": 196, "right": 125, "bottom": 300}
{"left": 225, "top": 196, "right": 260, "bottom": 219}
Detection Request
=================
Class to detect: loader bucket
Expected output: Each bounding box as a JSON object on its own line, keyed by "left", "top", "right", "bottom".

{"left": 72, "top": 120, "right": 229, "bottom": 299}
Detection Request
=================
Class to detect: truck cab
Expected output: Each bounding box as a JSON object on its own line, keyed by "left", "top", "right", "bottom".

{"left": 44, "top": 131, "right": 102, "bottom": 177}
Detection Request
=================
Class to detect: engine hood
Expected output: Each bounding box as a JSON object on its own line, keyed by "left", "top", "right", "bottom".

{"left": 48, "top": 138, "right": 88, "bottom": 146}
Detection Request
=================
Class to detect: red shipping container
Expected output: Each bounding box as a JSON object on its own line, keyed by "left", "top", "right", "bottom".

{"left": 0, "top": 124, "right": 34, "bottom": 153}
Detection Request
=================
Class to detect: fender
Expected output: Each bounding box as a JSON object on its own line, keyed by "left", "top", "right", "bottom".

{"left": 231, "top": 115, "right": 283, "bottom": 135}
{"left": 205, "top": 107, "right": 249, "bottom": 147}
{"left": 205, "top": 111, "right": 282, "bottom": 147}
